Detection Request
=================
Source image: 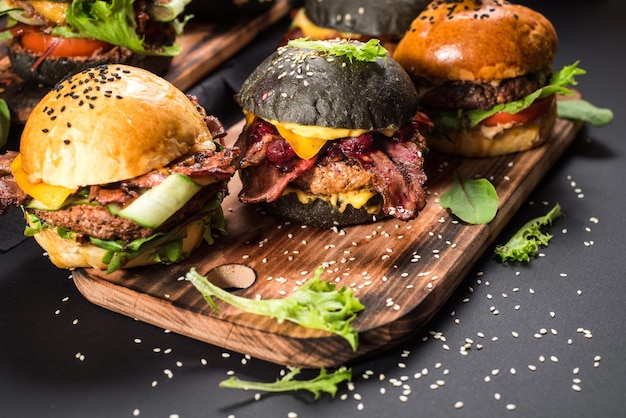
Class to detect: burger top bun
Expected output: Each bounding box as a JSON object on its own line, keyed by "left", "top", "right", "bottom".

{"left": 393, "top": 0, "right": 558, "bottom": 81}
{"left": 20, "top": 64, "right": 215, "bottom": 190}
{"left": 238, "top": 40, "right": 419, "bottom": 131}
{"left": 304, "top": 0, "right": 430, "bottom": 38}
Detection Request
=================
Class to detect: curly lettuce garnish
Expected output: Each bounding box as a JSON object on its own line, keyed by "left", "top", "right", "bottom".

{"left": 287, "top": 37, "right": 387, "bottom": 62}
{"left": 220, "top": 367, "right": 352, "bottom": 399}
{"left": 495, "top": 203, "right": 562, "bottom": 262}
{"left": 186, "top": 266, "right": 364, "bottom": 351}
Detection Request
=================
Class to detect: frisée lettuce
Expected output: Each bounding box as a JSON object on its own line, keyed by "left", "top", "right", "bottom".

{"left": 220, "top": 367, "right": 352, "bottom": 399}
{"left": 186, "top": 266, "right": 364, "bottom": 351}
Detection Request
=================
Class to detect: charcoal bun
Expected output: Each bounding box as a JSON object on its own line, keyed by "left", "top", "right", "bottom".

{"left": 238, "top": 41, "right": 419, "bottom": 130}
{"left": 304, "top": 0, "right": 430, "bottom": 38}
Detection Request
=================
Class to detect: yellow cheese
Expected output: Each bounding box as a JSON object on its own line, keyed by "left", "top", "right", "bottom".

{"left": 274, "top": 124, "right": 328, "bottom": 160}
{"left": 292, "top": 8, "right": 362, "bottom": 40}
{"left": 244, "top": 112, "right": 398, "bottom": 159}
{"left": 30, "top": 1, "right": 68, "bottom": 25}
{"left": 10, "top": 154, "right": 74, "bottom": 210}
{"left": 286, "top": 187, "right": 381, "bottom": 214}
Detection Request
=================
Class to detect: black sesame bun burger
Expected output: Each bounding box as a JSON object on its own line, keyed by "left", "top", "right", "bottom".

{"left": 393, "top": 0, "right": 565, "bottom": 157}
{"left": 185, "top": 0, "right": 274, "bottom": 23}
{"left": 235, "top": 38, "right": 428, "bottom": 228}
{"left": 0, "top": 64, "right": 239, "bottom": 272}
{"left": 0, "top": 0, "right": 190, "bottom": 86}
{"left": 285, "top": 0, "right": 429, "bottom": 52}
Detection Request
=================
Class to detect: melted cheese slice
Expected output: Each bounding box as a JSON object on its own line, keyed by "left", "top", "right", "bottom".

{"left": 10, "top": 154, "right": 74, "bottom": 210}
{"left": 245, "top": 112, "right": 397, "bottom": 159}
{"left": 286, "top": 187, "right": 381, "bottom": 214}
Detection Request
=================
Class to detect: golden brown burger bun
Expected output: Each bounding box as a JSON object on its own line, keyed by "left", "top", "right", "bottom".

{"left": 20, "top": 64, "right": 215, "bottom": 189}
{"left": 427, "top": 99, "right": 557, "bottom": 157}
{"left": 393, "top": 0, "right": 558, "bottom": 81}
{"left": 32, "top": 221, "right": 206, "bottom": 270}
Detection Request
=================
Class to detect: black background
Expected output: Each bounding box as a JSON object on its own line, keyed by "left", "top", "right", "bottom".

{"left": 1, "top": 1, "right": 625, "bottom": 417}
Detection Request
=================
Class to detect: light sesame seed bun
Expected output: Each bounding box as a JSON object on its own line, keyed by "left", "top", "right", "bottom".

{"left": 19, "top": 64, "right": 216, "bottom": 189}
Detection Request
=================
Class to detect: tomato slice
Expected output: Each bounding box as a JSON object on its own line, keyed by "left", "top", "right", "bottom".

{"left": 481, "top": 95, "right": 556, "bottom": 127}
{"left": 19, "top": 30, "right": 113, "bottom": 58}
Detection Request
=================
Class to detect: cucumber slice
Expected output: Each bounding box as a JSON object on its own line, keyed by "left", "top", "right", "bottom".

{"left": 116, "top": 173, "right": 202, "bottom": 229}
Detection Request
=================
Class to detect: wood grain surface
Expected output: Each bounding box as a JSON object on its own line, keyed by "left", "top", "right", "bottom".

{"left": 0, "top": 0, "right": 292, "bottom": 124}
{"left": 73, "top": 112, "right": 583, "bottom": 368}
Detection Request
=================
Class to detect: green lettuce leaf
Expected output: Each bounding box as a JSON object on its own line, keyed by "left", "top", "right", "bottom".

{"left": 220, "top": 367, "right": 352, "bottom": 399}
{"left": 53, "top": 0, "right": 181, "bottom": 56}
{"left": 495, "top": 203, "right": 562, "bottom": 262}
{"left": 186, "top": 266, "right": 364, "bottom": 351}
{"left": 288, "top": 38, "right": 388, "bottom": 62}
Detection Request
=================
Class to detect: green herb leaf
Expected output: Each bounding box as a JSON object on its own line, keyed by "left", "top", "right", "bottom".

{"left": 186, "top": 266, "right": 364, "bottom": 351}
{"left": 220, "top": 367, "right": 352, "bottom": 400}
{"left": 495, "top": 203, "right": 562, "bottom": 262}
{"left": 0, "top": 98, "right": 10, "bottom": 149}
{"left": 440, "top": 172, "right": 499, "bottom": 224}
{"left": 287, "top": 38, "right": 388, "bottom": 62}
{"left": 557, "top": 99, "right": 614, "bottom": 127}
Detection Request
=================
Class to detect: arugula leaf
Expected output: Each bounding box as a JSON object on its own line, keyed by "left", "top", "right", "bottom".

{"left": 495, "top": 203, "right": 562, "bottom": 262}
{"left": 53, "top": 0, "right": 181, "bottom": 56}
{"left": 557, "top": 99, "right": 614, "bottom": 127}
{"left": 220, "top": 367, "right": 352, "bottom": 400}
{"left": 0, "top": 98, "right": 10, "bottom": 149}
{"left": 186, "top": 266, "right": 364, "bottom": 351}
{"left": 287, "top": 38, "right": 388, "bottom": 62}
{"left": 440, "top": 172, "right": 499, "bottom": 224}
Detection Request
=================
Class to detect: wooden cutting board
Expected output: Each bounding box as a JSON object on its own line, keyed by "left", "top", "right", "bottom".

{"left": 0, "top": 0, "right": 292, "bottom": 124}
{"left": 72, "top": 111, "right": 583, "bottom": 368}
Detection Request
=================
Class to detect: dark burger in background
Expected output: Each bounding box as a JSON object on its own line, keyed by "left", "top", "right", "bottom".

{"left": 0, "top": 64, "right": 239, "bottom": 272}
{"left": 235, "top": 38, "right": 428, "bottom": 228}
{"left": 393, "top": 0, "right": 583, "bottom": 157}
{"left": 184, "top": 0, "right": 274, "bottom": 23}
{"left": 0, "top": 0, "right": 191, "bottom": 85}
{"left": 284, "top": 0, "right": 429, "bottom": 52}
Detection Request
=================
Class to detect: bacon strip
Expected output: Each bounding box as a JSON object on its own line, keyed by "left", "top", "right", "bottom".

{"left": 237, "top": 118, "right": 428, "bottom": 220}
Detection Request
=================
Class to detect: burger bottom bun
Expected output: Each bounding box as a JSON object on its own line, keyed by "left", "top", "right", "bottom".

{"left": 31, "top": 221, "right": 206, "bottom": 270}
{"left": 427, "top": 104, "right": 557, "bottom": 158}
{"left": 264, "top": 192, "right": 385, "bottom": 229}
{"left": 8, "top": 45, "right": 173, "bottom": 86}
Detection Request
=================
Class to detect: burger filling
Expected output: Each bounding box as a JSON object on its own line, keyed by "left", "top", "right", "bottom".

{"left": 235, "top": 115, "right": 428, "bottom": 221}
{"left": 0, "top": 118, "right": 239, "bottom": 273}
{"left": 417, "top": 62, "right": 584, "bottom": 135}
